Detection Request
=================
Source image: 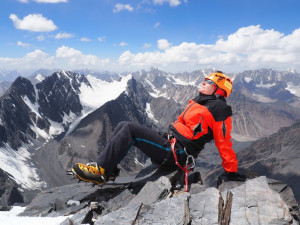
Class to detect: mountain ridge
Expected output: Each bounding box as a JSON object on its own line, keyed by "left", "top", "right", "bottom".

{"left": 1, "top": 68, "right": 300, "bottom": 210}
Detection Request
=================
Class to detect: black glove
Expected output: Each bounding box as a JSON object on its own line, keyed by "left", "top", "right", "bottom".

{"left": 227, "top": 172, "right": 247, "bottom": 182}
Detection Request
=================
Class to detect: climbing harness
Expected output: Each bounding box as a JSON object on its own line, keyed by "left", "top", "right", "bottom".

{"left": 168, "top": 135, "right": 195, "bottom": 192}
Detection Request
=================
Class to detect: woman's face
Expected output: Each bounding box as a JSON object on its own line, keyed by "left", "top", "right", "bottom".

{"left": 198, "top": 80, "right": 217, "bottom": 95}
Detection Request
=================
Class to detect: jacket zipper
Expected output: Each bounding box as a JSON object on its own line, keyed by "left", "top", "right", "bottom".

{"left": 182, "top": 102, "right": 197, "bottom": 123}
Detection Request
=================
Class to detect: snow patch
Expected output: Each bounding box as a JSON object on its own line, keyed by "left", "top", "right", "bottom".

{"left": 62, "top": 111, "right": 77, "bottom": 125}
{"left": 144, "top": 79, "right": 160, "bottom": 98}
{"left": 256, "top": 82, "right": 276, "bottom": 88}
{"left": 48, "top": 119, "right": 65, "bottom": 137}
{"left": 286, "top": 82, "right": 300, "bottom": 97}
{"left": 35, "top": 74, "right": 44, "bottom": 82}
{"left": 0, "top": 206, "right": 67, "bottom": 225}
{"left": 30, "top": 124, "right": 50, "bottom": 140}
{"left": 79, "top": 74, "right": 131, "bottom": 112}
{"left": 22, "top": 95, "right": 41, "bottom": 118}
{"left": 244, "top": 77, "right": 253, "bottom": 83}
{"left": 0, "top": 144, "right": 46, "bottom": 190}
{"left": 145, "top": 103, "right": 159, "bottom": 123}
{"left": 21, "top": 95, "right": 52, "bottom": 139}
{"left": 252, "top": 94, "right": 277, "bottom": 103}
{"left": 232, "top": 133, "right": 258, "bottom": 142}
{"left": 62, "top": 74, "right": 131, "bottom": 137}
{"left": 172, "top": 76, "right": 196, "bottom": 86}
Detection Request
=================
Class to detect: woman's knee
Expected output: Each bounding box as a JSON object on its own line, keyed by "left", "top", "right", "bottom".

{"left": 115, "top": 121, "right": 135, "bottom": 131}
{"left": 117, "top": 121, "right": 128, "bottom": 127}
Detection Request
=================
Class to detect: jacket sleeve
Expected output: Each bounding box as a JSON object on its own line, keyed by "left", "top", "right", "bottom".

{"left": 212, "top": 116, "right": 238, "bottom": 172}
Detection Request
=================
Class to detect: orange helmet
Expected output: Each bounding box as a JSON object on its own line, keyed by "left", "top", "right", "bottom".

{"left": 205, "top": 71, "right": 233, "bottom": 97}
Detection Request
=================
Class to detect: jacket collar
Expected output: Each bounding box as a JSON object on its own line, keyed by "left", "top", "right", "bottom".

{"left": 193, "top": 93, "right": 226, "bottom": 105}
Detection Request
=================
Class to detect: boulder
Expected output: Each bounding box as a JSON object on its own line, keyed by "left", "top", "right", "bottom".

{"left": 221, "top": 176, "right": 294, "bottom": 225}
{"left": 0, "top": 168, "right": 24, "bottom": 211}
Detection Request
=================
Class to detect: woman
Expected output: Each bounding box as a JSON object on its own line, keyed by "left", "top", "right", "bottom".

{"left": 72, "top": 71, "right": 245, "bottom": 184}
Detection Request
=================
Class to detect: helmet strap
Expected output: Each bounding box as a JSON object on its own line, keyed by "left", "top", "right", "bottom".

{"left": 212, "top": 85, "right": 218, "bottom": 95}
{"left": 214, "top": 87, "right": 226, "bottom": 97}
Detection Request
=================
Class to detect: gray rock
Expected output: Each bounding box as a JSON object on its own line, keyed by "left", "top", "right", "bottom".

{"left": 101, "top": 188, "right": 134, "bottom": 216}
{"left": 94, "top": 202, "right": 142, "bottom": 225}
{"left": 95, "top": 176, "right": 174, "bottom": 225}
{"left": 189, "top": 188, "right": 220, "bottom": 225}
{"left": 267, "top": 178, "right": 300, "bottom": 221}
{"left": 136, "top": 193, "right": 190, "bottom": 225}
{"left": 14, "top": 172, "right": 299, "bottom": 225}
{"left": 19, "top": 183, "right": 102, "bottom": 216}
{"left": 60, "top": 207, "right": 90, "bottom": 225}
{"left": 129, "top": 176, "right": 172, "bottom": 205}
{"left": 0, "top": 168, "right": 23, "bottom": 210}
{"left": 224, "top": 176, "right": 294, "bottom": 225}
{"left": 48, "top": 202, "right": 88, "bottom": 217}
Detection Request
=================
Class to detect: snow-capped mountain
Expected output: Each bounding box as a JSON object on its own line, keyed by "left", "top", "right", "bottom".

{"left": 0, "top": 71, "right": 132, "bottom": 194}
{"left": 233, "top": 68, "right": 300, "bottom": 106}
{"left": 1, "top": 68, "right": 300, "bottom": 208}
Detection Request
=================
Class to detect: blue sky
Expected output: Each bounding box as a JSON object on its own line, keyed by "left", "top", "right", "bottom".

{"left": 0, "top": 0, "right": 300, "bottom": 73}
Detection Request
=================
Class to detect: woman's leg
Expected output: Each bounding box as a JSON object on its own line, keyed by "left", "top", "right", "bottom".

{"left": 96, "top": 121, "right": 186, "bottom": 172}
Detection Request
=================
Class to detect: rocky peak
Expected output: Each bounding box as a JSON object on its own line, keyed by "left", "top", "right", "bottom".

{"left": 0, "top": 77, "right": 38, "bottom": 148}
{"left": 36, "top": 71, "right": 87, "bottom": 123}
{"left": 17, "top": 169, "right": 299, "bottom": 224}
{"left": 3, "top": 77, "right": 35, "bottom": 102}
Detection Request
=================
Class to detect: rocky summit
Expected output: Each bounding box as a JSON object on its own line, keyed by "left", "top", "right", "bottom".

{"left": 18, "top": 165, "right": 299, "bottom": 225}
{"left": 1, "top": 68, "right": 300, "bottom": 223}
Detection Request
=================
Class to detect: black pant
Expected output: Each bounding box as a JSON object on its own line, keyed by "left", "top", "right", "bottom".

{"left": 96, "top": 121, "right": 187, "bottom": 172}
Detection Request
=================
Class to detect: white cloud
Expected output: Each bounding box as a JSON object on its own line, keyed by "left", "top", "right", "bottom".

{"left": 1, "top": 25, "right": 300, "bottom": 73}
{"left": 56, "top": 45, "right": 110, "bottom": 68}
{"left": 158, "top": 39, "right": 171, "bottom": 50}
{"left": 113, "top": 3, "right": 134, "bottom": 13}
{"left": 37, "top": 34, "right": 45, "bottom": 41}
{"left": 153, "top": 0, "right": 184, "bottom": 7}
{"left": 80, "top": 37, "right": 91, "bottom": 42}
{"left": 215, "top": 25, "right": 283, "bottom": 53}
{"left": 9, "top": 14, "right": 57, "bottom": 32}
{"left": 0, "top": 47, "right": 109, "bottom": 71}
{"left": 98, "top": 36, "right": 106, "bottom": 42}
{"left": 143, "top": 43, "right": 152, "bottom": 49}
{"left": 0, "top": 50, "right": 55, "bottom": 71}
{"left": 54, "top": 32, "right": 74, "bottom": 39}
{"left": 56, "top": 46, "right": 81, "bottom": 58}
{"left": 119, "top": 41, "right": 128, "bottom": 46}
{"left": 118, "top": 25, "right": 300, "bottom": 72}
{"left": 17, "top": 41, "right": 31, "bottom": 48}
{"left": 154, "top": 22, "right": 160, "bottom": 29}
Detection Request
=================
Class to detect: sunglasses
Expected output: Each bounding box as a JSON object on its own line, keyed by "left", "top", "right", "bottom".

{"left": 205, "top": 80, "right": 216, "bottom": 85}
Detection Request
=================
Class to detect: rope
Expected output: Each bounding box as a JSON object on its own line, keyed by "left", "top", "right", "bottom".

{"left": 169, "top": 137, "right": 195, "bottom": 192}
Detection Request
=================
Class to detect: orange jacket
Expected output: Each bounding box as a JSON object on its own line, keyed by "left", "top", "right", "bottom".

{"left": 170, "top": 95, "right": 238, "bottom": 172}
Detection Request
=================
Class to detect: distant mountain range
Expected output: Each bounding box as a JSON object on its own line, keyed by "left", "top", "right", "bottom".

{"left": 238, "top": 119, "right": 300, "bottom": 205}
{"left": 1, "top": 68, "right": 300, "bottom": 206}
